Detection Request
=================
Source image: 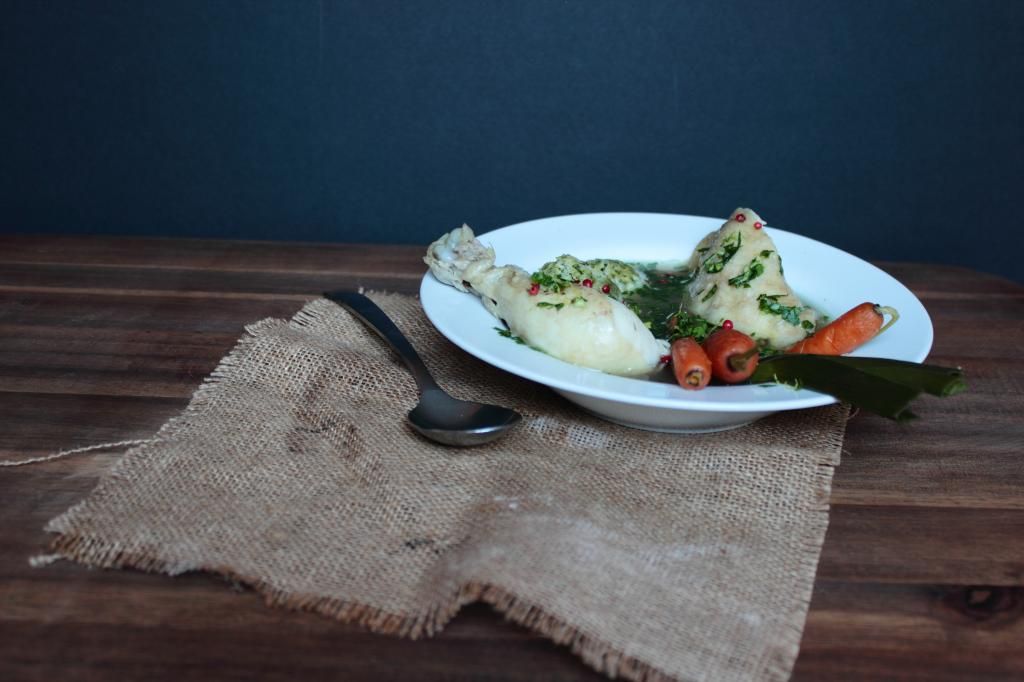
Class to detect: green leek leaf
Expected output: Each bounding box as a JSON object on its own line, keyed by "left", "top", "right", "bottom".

{"left": 750, "top": 354, "right": 965, "bottom": 421}
{"left": 808, "top": 356, "right": 966, "bottom": 397}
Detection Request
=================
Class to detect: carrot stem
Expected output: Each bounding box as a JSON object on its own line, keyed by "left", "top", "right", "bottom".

{"left": 874, "top": 305, "right": 900, "bottom": 336}
{"left": 727, "top": 347, "right": 759, "bottom": 372}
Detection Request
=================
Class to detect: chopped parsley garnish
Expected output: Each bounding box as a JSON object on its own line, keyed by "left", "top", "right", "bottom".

{"left": 757, "top": 294, "right": 805, "bottom": 326}
{"left": 778, "top": 255, "right": 784, "bottom": 275}
{"left": 494, "top": 327, "right": 527, "bottom": 344}
{"left": 536, "top": 301, "right": 564, "bottom": 311}
{"left": 571, "top": 296, "right": 587, "bottom": 307}
{"left": 701, "top": 283, "right": 718, "bottom": 302}
{"left": 668, "top": 311, "right": 719, "bottom": 344}
{"left": 801, "top": 319, "right": 815, "bottom": 330}
{"left": 760, "top": 249, "right": 774, "bottom": 258}
{"left": 728, "top": 259, "right": 765, "bottom": 288}
{"left": 529, "top": 271, "right": 568, "bottom": 293}
{"left": 702, "top": 232, "right": 742, "bottom": 274}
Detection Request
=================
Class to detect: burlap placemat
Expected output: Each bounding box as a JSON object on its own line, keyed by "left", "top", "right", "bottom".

{"left": 44, "top": 293, "right": 847, "bottom": 682}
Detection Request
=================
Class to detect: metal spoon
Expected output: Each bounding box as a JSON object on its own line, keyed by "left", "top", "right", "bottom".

{"left": 324, "top": 290, "right": 522, "bottom": 446}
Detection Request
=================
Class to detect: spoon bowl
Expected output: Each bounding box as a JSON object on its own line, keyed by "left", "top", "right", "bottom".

{"left": 408, "top": 391, "right": 522, "bottom": 446}
{"left": 325, "top": 291, "right": 522, "bottom": 447}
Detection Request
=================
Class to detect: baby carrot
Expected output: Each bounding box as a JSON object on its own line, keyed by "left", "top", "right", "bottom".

{"left": 703, "top": 329, "right": 759, "bottom": 384}
{"left": 787, "top": 303, "right": 899, "bottom": 355}
{"left": 671, "top": 337, "right": 712, "bottom": 390}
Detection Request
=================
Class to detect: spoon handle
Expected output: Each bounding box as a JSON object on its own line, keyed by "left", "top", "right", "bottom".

{"left": 323, "top": 291, "right": 443, "bottom": 394}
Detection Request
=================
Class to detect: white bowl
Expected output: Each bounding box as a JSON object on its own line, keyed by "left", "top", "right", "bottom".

{"left": 419, "top": 212, "right": 933, "bottom": 432}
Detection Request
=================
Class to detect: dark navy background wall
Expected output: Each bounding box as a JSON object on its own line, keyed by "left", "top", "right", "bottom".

{"left": 2, "top": 1, "right": 1022, "bottom": 282}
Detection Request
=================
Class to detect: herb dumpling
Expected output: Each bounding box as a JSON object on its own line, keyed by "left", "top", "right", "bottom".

{"left": 424, "top": 226, "right": 668, "bottom": 377}
{"left": 682, "top": 208, "right": 818, "bottom": 350}
{"left": 535, "top": 255, "right": 648, "bottom": 297}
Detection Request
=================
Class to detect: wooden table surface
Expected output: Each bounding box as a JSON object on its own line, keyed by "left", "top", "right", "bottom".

{"left": 1, "top": 235, "right": 1022, "bottom": 681}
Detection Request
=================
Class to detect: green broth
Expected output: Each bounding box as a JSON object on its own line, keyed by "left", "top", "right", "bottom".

{"left": 622, "top": 265, "right": 694, "bottom": 339}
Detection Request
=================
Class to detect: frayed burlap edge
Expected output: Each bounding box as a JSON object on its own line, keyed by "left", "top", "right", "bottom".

{"left": 43, "top": 294, "right": 847, "bottom": 682}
